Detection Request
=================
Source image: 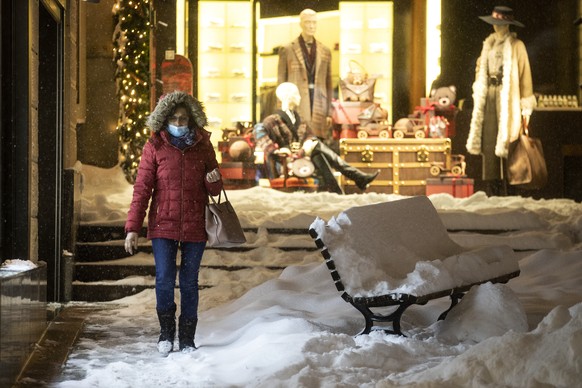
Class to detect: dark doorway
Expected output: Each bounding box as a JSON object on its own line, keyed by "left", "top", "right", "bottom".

{"left": 38, "top": 4, "right": 64, "bottom": 301}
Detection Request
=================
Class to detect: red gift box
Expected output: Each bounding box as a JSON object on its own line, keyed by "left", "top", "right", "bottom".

{"left": 414, "top": 101, "right": 435, "bottom": 126}
{"left": 426, "top": 177, "right": 474, "bottom": 198}
{"left": 269, "top": 177, "right": 318, "bottom": 192}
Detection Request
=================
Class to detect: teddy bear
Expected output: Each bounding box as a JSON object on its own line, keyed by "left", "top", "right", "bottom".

{"left": 430, "top": 85, "right": 458, "bottom": 137}
{"left": 430, "top": 85, "right": 456, "bottom": 110}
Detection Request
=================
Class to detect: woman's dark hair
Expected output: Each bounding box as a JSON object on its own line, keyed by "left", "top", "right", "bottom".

{"left": 166, "top": 103, "right": 193, "bottom": 128}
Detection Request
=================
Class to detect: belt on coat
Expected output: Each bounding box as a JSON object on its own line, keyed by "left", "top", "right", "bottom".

{"left": 488, "top": 75, "right": 502, "bottom": 86}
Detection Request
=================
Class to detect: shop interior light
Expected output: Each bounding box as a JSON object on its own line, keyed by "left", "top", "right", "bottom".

{"left": 176, "top": 0, "right": 186, "bottom": 56}
{"left": 425, "top": 0, "right": 442, "bottom": 95}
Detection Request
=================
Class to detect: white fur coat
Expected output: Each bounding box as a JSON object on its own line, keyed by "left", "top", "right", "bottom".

{"left": 466, "top": 32, "right": 537, "bottom": 158}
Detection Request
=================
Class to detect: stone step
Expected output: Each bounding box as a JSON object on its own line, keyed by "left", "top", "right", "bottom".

{"left": 77, "top": 225, "right": 309, "bottom": 243}
{"left": 74, "top": 263, "right": 286, "bottom": 282}
{"left": 71, "top": 264, "right": 286, "bottom": 302}
{"left": 71, "top": 284, "right": 212, "bottom": 302}
{"left": 74, "top": 242, "right": 317, "bottom": 262}
{"left": 71, "top": 223, "right": 318, "bottom": 301}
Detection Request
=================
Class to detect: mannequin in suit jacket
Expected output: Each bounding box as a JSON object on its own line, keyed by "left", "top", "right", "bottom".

{"left": 277, "top": 9, "right": 333, "bottom": 140}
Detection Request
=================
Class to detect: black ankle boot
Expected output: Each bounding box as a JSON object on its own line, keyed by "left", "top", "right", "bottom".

{"left": 354, "top": 170, "right": 380, "bottom": 191}
{"left": 157, "top": 304, "right": 176, "bottom": 353}
{"left": 179, "top": 317, "right": 198, "bottom": 351}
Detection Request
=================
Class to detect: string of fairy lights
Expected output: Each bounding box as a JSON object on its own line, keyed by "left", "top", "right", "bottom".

{"left": 113, "top": 0, "right": 151, "bottom": 183}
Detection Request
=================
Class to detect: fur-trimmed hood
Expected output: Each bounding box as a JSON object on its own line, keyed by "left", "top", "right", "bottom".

{"left": 146, "top": 91, "right": 208, "bottom": 133}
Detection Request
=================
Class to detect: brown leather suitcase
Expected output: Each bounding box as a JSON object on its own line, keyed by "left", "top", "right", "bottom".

{"left": 339, "top": 138, "right": 452, "bottom": 195}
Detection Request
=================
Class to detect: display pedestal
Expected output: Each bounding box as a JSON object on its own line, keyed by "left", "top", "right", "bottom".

{"left": 426, "top": 177, "right": 474, "bottom": 198}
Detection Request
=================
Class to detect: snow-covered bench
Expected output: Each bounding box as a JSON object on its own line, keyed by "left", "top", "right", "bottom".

{"left": 308, "top": 196, "right": 520, "bottom": 336}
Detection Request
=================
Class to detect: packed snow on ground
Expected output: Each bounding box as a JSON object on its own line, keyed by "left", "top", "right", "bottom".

{"left": 51, "top": 163, "right": 582, "bottom": 387}
{"left": 0, "top": 259, "right": 38, "bottom": 271}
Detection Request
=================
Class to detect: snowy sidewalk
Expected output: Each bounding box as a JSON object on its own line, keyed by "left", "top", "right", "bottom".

{"left": 16, "top": 306, "right": 107, "bottom": 386}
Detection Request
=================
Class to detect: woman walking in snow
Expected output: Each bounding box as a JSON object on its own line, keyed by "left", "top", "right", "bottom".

{"left": 124, "top": 91, "right": 222, "bottom": 354}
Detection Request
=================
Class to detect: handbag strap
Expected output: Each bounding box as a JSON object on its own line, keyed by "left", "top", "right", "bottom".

{"left": 348, "top": 59, "right": 367, "bottom": 75}
{"left": 521, "top": 116, "right": 530, "bottom": 137}
{"left": 209, "top": 188, "right": 229, "bottom": 205}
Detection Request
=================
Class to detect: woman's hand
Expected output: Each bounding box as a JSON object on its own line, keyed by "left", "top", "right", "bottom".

{"left": 206, "top": 168, "right": 221, "bottom": 183}
{"left": 124, "top": 232, "right": 139, "bottom": 255}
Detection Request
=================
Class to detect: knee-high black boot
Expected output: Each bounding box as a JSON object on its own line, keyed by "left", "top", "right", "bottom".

{"left": 313, "top": 142, "right": 379, "bottom": 191}
{"left": 156, "top": 304, "right": 176, "bottom": 353}
{"left": 311, "top": 153, "right": 344, "bottom": 194}
{"left": 179, "top": 316, "right": 198, "bottom": 351}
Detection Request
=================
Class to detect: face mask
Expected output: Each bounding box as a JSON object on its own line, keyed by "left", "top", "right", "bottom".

{"left": 167, "top": 124, "right": 189, "bottom": 137}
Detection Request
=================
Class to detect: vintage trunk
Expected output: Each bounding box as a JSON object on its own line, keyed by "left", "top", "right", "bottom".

{"left": 339, "top": 138, "right": 452, "bottom": 195}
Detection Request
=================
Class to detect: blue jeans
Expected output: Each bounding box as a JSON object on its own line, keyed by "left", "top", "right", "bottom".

{"left": 151, "top": 238, "right": 206, "bottom": 319}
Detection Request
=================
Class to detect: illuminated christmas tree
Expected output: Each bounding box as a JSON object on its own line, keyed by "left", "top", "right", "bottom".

{"left": 113, "top": 0, "right": 151, "bottom": 183}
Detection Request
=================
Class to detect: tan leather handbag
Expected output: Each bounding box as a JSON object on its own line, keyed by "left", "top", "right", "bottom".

{"left": 205, "top": 189, "right": 246, "bottom": 247}
{"left": 507, "top": 118, "right": 548, "bottom": 189}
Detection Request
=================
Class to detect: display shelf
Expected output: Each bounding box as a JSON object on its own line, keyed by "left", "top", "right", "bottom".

{"left": 198, "top": 1, "right": 253, "bottom": 143}
{"left": 339, "top": 1, "right": 393, "bottom": 123}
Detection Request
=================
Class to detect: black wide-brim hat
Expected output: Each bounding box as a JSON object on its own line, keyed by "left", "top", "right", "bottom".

{"left": 479, "top": 6, "right": 524, "bottom": 27}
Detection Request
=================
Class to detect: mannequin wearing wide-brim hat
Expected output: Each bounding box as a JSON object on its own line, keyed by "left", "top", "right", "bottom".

{"left": 466, "top": 6, "right": 537, "bottom": 196}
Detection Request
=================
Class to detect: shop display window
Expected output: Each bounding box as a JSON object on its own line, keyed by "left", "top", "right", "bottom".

{"left": 255, "top": 3, "right": 393, "bottom": 122}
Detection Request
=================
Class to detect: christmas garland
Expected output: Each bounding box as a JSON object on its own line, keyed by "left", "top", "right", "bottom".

{"left": 112, "top": 0, "right": 151, "bottom": 183}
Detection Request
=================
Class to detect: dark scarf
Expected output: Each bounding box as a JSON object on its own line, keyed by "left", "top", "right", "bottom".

{"left": 167, "top": 128, "right": 196, "bottom": 149}
{"left": 298, "top": 35, "right": 316, "bottom": 81}
{"left": 276, "top": 109, "right": 301, "bottom": 143}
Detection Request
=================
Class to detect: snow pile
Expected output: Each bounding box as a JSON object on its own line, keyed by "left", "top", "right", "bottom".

{"left": 79, "top": 165, "right": 134, "bottom": 224}
{"left": 436, "top": 282, "right": 528, "bottom": 343}
{"left": 392, "top": 303, "right": 582, "bottom": 387}
{"left": 1, "top": 259, "right": 38, "bottom": 272}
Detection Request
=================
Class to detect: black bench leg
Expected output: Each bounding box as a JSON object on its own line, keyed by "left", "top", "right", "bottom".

{"left": 391, "top": 305, "right": 405, "bottom": 335}
{"left": 438, "top": 292, "right": 465, "bottom": 321}
{"left": 351, "top": 303, "right": 375, "bottom": 335}
{"left": 351, "top": 301, "right": 413, "bottom": 336}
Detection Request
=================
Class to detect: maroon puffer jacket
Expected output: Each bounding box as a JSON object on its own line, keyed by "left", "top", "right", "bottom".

{"left": 125, "top": 129, "right": 223, "bottom": 242}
